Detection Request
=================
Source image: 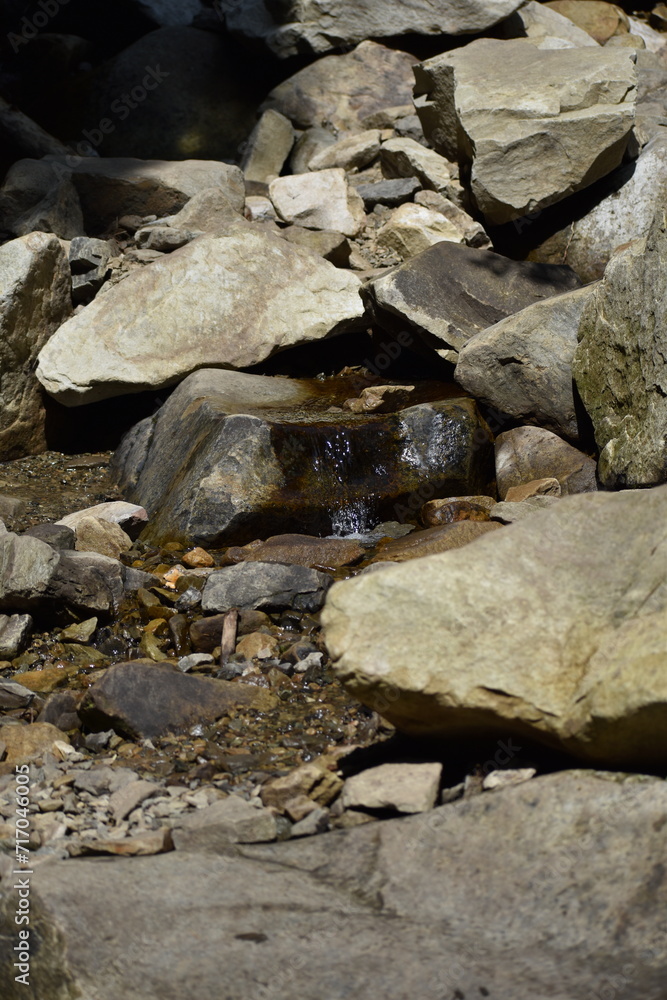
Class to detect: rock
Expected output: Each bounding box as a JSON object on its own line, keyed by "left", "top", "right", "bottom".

{"left": 0, "top": 533, "right": 60, "bottom": 614}
{"left": 58, "top": 617, "right": 98, "bottom": 643}
{"left": 37, "top": 690, "right": 81, "bottom": 730}
{"left": 482, "top": 768, "right": 536, "bottom": 791}
{"left": 108, "top": 779, "right": 160, "bottom": 823}
{"left": 0, "top": 721, "right": 70, "bottom": 763}
{"left": 415, "top": 39, "right": 637, "bottom": 224}
{"left": 290, "top": 806, "right": 329, "bottom": 837}
{"left": 57, "top": 501, "right": 148, "bottom": 539}
{"left": 202, "top": 563, "right": 333, "bottom": 615}
{"left": 278, "top": 226, "right": 349, "bottom": 265}
{"left": 489, "top": 496, "right": 560, "bottom": 523}
{"left": 0, "top": 679, "right": 41, "bottom": 711}
{"left": 413, "top": 190, "right": 490, "bottom": 247}
{"left": 0, "top": 158, "right": 83, "bottom": 239}
{"left": 341, "top": 762, "right": 442, "bottom": 814}
{"left": 69, "top": 237, "right": 111, "bottom": 305}
{"left": 132, "top": 0, "right": 204, "bottom": 25}
{"left": 0, "top": 496, "right": 26, "bottom": 527}
{"left": 45, "top": 550, "right": 125, "bottom": 618}
{"left": 173, "top": 795, "right": 277, "bottom": 850}
{"left": 134, "top": 226, "right": 196, "bottom": 253}
{"left": 261, "top": 41, "right": 417, "bottom": 132}
{"left": 241, "top": 110, "right": 295, "bottom": 185}
{"left": 499, "top": 0, "right": 600, "bottom": 48}
{"left": 37, "top": 224, "right": 364, "bottom": 406}
{"left": 167, "top": 187, "right": 242, "bottom": 235}
{"left": 83, "top": 829, "right": 173, "bottom": 857}
{"left": 228, "top": 0, "right": 525, "bottom": 56}
{"left": 495, "top": 426, "right": 598, "bottom": 498}
{"left": 544, "top": 1, "right": 629, "bottom": 44}
{"left": 7, "top": 770, "right": 667, "bottom": 998}
{"left": 455, "top": 284, "right": 595, "bottom": 441}
{"left": 0, "top": 613, "right": 32, "bottom": 658}
{"left": 80, "top": 660, "right": 277, "bottom": 739}
{"left": 111, "top": 369, "right": 493, "bottom": 545}
{"left": 269, "top": 169, "right": 365, "bottom": 237}
{"left": 189, "top": 610, "right": 271, "bottom": 654}
{"left": 573, "top": 210, "right": 667, "bottom": 487}
{"left": 42, "top": 156, "right": 245, "bottom": 233}
{"left": 364, "top": 241, "right": 581, "bottom": 362}
{"left": 260, "top": 761, "right": 343, "bottom": 811}
{"left": 370, "top": 522, "right": 502, "bottom": 562}
{"left": 376, "top": 203, "right": 465, "bottom": 260}
{"left": 0, "top": 233, "right": 71, "bottom": 461}
{"left": 182, "top": 547, "right": 214, "bottom": 569}
{"left": 342, "top": 384, "right": 417, "bottom": 414}
{"left": 420, "top": 496, "right": 495, "bottom": 526}
{"left": 85, "top": 27, "right": 269, "bottom": 161}
{"left": 325, "top": 485, "right": 667, "bottom": 766}
{"left": 66, "top": 516, "right": 133, "bottom": 560}
{"left": 24, "top": 523, "right": 75, "bottom": 550}
{"left": 379, "top": 137, "right": 457, "bottom": 198}
{"left": 235, "top": 632, "right": 280, "bottom": 660}
{"left": 226, "top": 534, "right": 365, "bottom": 571}
{"left": 355, "top": 177, "right": 421, "bottom": 209}
{"left": 308, "top": 131, "right": 381, "bottom": 172}
{"left": 505, "top": 478, "right": 561, "bottom": 502}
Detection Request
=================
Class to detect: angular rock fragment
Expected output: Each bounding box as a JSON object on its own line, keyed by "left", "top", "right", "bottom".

{"left": 202, "top": 562, "right": 333, "bottom": 614}
{"left": 495, "top": 426, "right": 597, "bottom": 498}
{"left": 340, "top": 762, "right": 442, "bottom": 814}
{"left": 173, "top": 795, "right": 277, "bottom": 850}
{"left": 269, "top": 169, "right": 365, "bottom": 237}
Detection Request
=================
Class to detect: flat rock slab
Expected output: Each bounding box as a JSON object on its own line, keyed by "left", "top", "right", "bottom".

{"left": 4, "top": 771, "right": 666, "bottom": 999}
{"left": 340, "top": 762, "right": 442, "bottom": 813}
{"left": 370, "top": 521, "right": 501, "bottom": 562}
{"left": 37, "top": 224, "right": 364, "bottom": 406}
{"left": 364, "top": 241, "right": 581, "bottom": 360}
{"left": 323, "top": 485, "right": 667, "bottom": 767}
{"left": 202, "top": 562, "right": 333, "bottom": 614}
{"left": 81, "top": 660, "right": 277, "bottom": 739}
{"left": 173, "top": 794, "right": 278, "bottom": 849}
{"left": 226, "top": 534, "right": 367, "bottom": 571}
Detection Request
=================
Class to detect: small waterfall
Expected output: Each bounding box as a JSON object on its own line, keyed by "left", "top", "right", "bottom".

{"left": 310, "top": 426, "right": 387, "bottom": 536}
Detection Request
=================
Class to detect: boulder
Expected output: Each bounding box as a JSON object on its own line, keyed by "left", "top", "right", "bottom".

{"left": 227, "top": 0, "right": 525, "bottom": 57}
{"left": 4, "top": 771, "right": 666, "bottom": 998}
{"left": 573, "top": 210, "right": 667, "bottom": 487}
{"left": 0, "top": 533, "right": 60, "bottom": 614}
{"left": 173, "top": 796, "right": 277, "bottom": 850}
{"left": 241, "top": 109, "right": 295, "bottom": 185}
{"left": 260, "top": 41, "right": 417, "bottom": 132}
{"left": 110, "top": 369, "right": 494, "bottom": 546}
{"left": 324, "top": 486, "right": 667, "bottom": 766}
{"left": 455, "top": 284, "right": 595, "bottom": 440}
{"left": 499, "top": 0, "right": 600, "bottom": 48}
{"left": 340, "top": 762, "right": 442, "bottom": 814}
{"left": 80, "top": 660, "right": 278, "bottom": 739}
{"left": 36, "top": 224, "right": 364, "bottom": 406}
{"left": 0, "top": 233, "right": 71, "bottom": 461}
{"left": 544, "top": 1, "right": 629, "bottom": 44}
{"left": 269, "top": 169, "right": 366, "bottom": 237}
{"left": 44, "top": 550, "right": 125, "bottom": 618}
{"left": 495, "top": 426, "right": 597, "bottom": 498}
{"left": 308, "top": 130, "right": 381, "bottom": 172}
{"left": 375, "top": 203, "right": 465, "bottom": 260}
{"left": 0, "top": 721, "right": 70, "bottom": 764}
{"left": 0, "top": 158, "right": 83, "bottom": 239}
{"left": 202, "top": 562, "right": 334, "bottom": 614}
{"left": 24, "top": 523, "right": 75, "bottom": 550}
{"left": 57, "top": 501, "right": 148, "bottom": 539}
{"left": 364, "top": 241, "right": 581, "bottom": 362}
{"left": 67, "top": 516, "right": 133, "bottom": 560}
{"left": 415, "top": 39, "right": 637, "bottom": 224}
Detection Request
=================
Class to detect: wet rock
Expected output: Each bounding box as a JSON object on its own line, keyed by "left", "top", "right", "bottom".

{"left": 420, "top": 496, "right": 495, "bottom": 527}
{"left": 37, "top": 226, "right": 364, "bottom": 406}
{"left": 355, "top": 177, "right": 421, "bottom": 209}
{"left": 0, "top": 722, "right": 70, "bottom": 764}
{"left": 0, "top": 533, "right": 60, "bottom": 614}
{"left": 227, "top": 534, "right": 365, "bottom": 571}
{"left": 415, "top": 40, "right": 636, "bottom": 224}
{"left": 111, "top": 369, "right": 493, "bottom": 545}
{"left": 173, "top": 795, "right": 277, "bottom": 849}
{"left": 241, "top": 109, "right": 295, "bottom": 185}
{"left": 229, "top": 0, "right": 525, "bottom": 56}
{"left": 269, "top": 169, "right": 366, "bottom": 237}
{"left": 342, "top": 384, "right": 417, "bottom": 414}
{"left": 189, "top": 610, "right": 271, "bottom": 654}
{"left": 341, "top": 762, "right": 442, "bottom": 814}
{"left": 0, "top": 233, "right": 71, "bottom": 461}
{"left": 0, "top": 613, "right": 32, "bottom": 658}
{"left": 202, "top": 563, "right": 333, "bottom": 615}
{"left": 182, "top": 547, "right": 214, "bottom": 569}
{"left": 573, "top": 209, "right": 667, "bottom": 487}
{"left": 364, "top": 241, "right": 581, "bottom": 362}
{"left": 261, "top": 41, "right": 417, "bottom": 132}
{"left": 370, "top": 521, "right": 502, "bottom": 562}
{"left": 495, "top": 426, "right": 598, "bottom": 498}
{"left": 456, "top": 284, "right": 595, "bottom": 441}
{"left": 81, "top": 660, "right": 278, "bottom": 739}
{"left": 8, "top": 771, "right": 667, "bottom": 999}
{"left": 324, "top": 485, "right": 667, "bottom": 766}
{"left": 235, "top": 632, "right": 280, "bottom": 660}
{"left": 308, "top": 130, "right": 381, "bottom": 172}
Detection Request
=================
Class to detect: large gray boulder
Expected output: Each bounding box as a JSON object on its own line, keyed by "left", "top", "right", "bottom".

{"left": 36, "top": 224, "right": 364, "bottom": 406}
{"left": 323, "top": 485, "right": 667, "bottom": 766}
{"left": 415, "top": 39, "right": 637, "bottom": 224}
{"left": 455, "top": 284, "right": 595, "bottom": 440}
{"left": 202, "top": 562, "right": 333, "bottom": 614}
{"left": 2, "top": 771, "right": 665, "bottom": 999}
{"left": 110, "top": 369, "right": 494, "bottom": 546}
{"left": 227, "top": 0, "right": 526, "bottom": 57}
{"left": 573, "top": 210, "right": 667, "bottom": 487}
{"left": 0, "top": 233, "right": 72, "bottom": 461}
{"left": 364, "top": 241, "right": 581, "bottom": 362}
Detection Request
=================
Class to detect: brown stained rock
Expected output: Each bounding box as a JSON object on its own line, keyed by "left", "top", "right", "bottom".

{"left": 370, "top": 521, "right": 502, "bottom": 562}
{"left": 495, "top": 426, "right": 597, "bottom": 499}
{"left": 235, "top": 632, "right": 280, "bottom": 661}
{"left": 505, "top": 478, "right": 562, "bottom": 502}
{"left": 420, "top": 495, "right": 495, "bottom": 527}
{"left": 182, "top": 547, "right": 214, "bottom": 569}
{"left": 260, "top": 761, "right": 343, "bottom": 812}
{"left": 0, "top": 721, "right": 70, "bottom": 763}
{"left": 81, "top": 660, "right": 278, "bottom": 740}
{"left": 190, "top": 610, "right": 271, "bottom": 654}
{"left": 343, "top": 385, "right": 417, "bottom": 414}
{"left": 15, "top": 666, "right": 71, "bottom": 694}
{"left": 226, "top": 534, "right": 366, "bottom": 571}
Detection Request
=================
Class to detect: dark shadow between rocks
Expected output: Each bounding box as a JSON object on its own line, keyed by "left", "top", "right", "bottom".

{"left": 43, "top": 385, "right": 173, "bottom": 453}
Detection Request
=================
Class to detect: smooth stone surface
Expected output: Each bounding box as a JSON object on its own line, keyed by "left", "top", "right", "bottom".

{"left": 340, "top": 762, "right": 442, "bottom": 813}
{"left": 364, "top": 241, "right": 581, "bottom": 361}
{"left": 379, "top": 137, "right": 456, "bottom": 198}
{"left": 202, "top": 562, "right": 333, "bottom": 614}
{"left": 68, "top": 516, "right": 133, "bottom": 560}
{"left": 37, "top": 224, "right": 364, "bottom": 405}
{"left": 545, "top": 0, "right": 629, "bottom": 44}
{"left": 0, "top": 721, "right": 69, "bottom": 764}
{"left": 241, "top": 109, "right": 295, "bottom": 185}
{"left": 376, "top": 203, "right": 464, "bottom": 260}
{"left": 57, "top": 501, "right": 148, "bottom": 539}
{"left": 173, "top": 795, "right": 277, "bottom": 849}
{"left": 415, "top": 39, "right": 636, "bottom": 223}
{"left": 45, "top": 550, "right": 125, "bottom": 618}
{"left": 24, "top": 523, "right": 76, "bottom": 550}
{"left": 370, "top": 521, "right": 502, "bottom": 562}
{"left": 573, "top": 209, "right": 667, "bottom": 487}
{"left": 269, "top": 169, "right": 366, "bottom": 237}
{"left": 308, "top": 130, "right": 381, "bottom": 172}
{"left": 499, "top": 0, "right": 601, "bottom": 48}
{"left": 489, "top": 496, "right": 560, "bottom": 523}
{"left": 0, "top": 613, "right": 32, "bottom": 658}
{"left": 226, "top": 535, "right": 366, "bottom": 571}
{"left": 0, "top": 233, "right": 71, "bottom": 461}
{"left": 456, "top": 284, "right": 595, "bottom": 441}
{"left": 81, "top": 661, "right": 277, "bottom": 739}
{"left": 5, "top": 771, "right": 666, "bottom": 999}
{"left": 324, "top": 486, "right": 667, "bottom": 765}
{"left": 355, "top": 177, "right": 421, "bottom": 209}
{"left": 0, "top": 533, "right": 60, "bottom": 614}
{"left": 495, "top": 426, "right": 598, "bottom": 498}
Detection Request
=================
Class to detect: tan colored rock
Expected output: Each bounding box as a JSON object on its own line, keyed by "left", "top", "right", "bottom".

{"left": 376, "top": 203, "right": 464, "bottom": 259}
{"left": 260, "top": 761, "right": 343, "bottom": 811}
{"left": 380, "top": 137, "right": 456, "bottom": 196}
{"left": 341, "top": 762, "right": 442, "bottom": 814}
{"left": 0, "top": 722, "right": 70, "bottom": 763}
{"left": 505, "top": 478, "right": 562, "bottom": 502}
{"left": 0, "top": 233, "right": 71, "bottom": 461}
{"left": 342, "top": 384, "right": 416, "bottom": 414}
{"left": 168, "top": 186, "right": 242, "bottom": 233}
{"left": 544, "top": 1, "right": 629, "bottom": 44}
{"left": 17, "top": 667, "right": 71, "bottom": 694}
{"left": 226, "top": 534, "right": 365, "bottom": 571}
{"left": 241, "top": 109, "right": 295, "bottom": 184}
{"left": 323, "top": 485, "right": 667, "bottom": 766}
{"left": 495, "top": 426, "right": 597, "bottom": 498}
{"left": 70, "top": 516, "right": 132, "bottom": 559}
{"left": 182, "top": 547, "right": 214, "bottom": 568}
{"left": 500, "top": 1, "right": 600, "bottom": 48}
{"left": 235, "top": 632, "right": 280, "bottom": 660}
{"left": 420, "top": 496, "right": 495, "bottom": 526}
{"left": 308, "top": 130, "right": 381, "bottom": 172}
{"left": 370, "top": 521, "right": 502, "bottom": 562}
{"left": 269, "top": 169, "right": 366, "bottom": 237}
